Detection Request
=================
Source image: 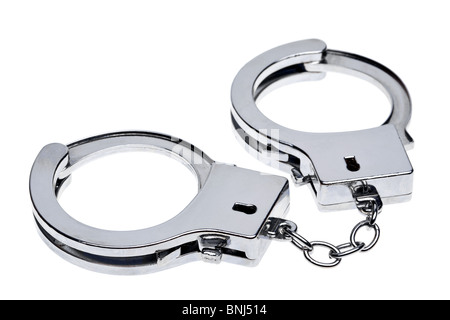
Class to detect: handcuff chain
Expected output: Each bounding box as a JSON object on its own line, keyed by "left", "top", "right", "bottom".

{"left": 272, "top": 195, "right": 382, "bottom": 268}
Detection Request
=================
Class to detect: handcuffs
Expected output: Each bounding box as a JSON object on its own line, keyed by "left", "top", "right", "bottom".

{"left": 30, "top": 39, "right": 414, "bottom": 274}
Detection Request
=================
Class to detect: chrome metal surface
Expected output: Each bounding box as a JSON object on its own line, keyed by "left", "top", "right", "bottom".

{"left": 350, "top": 220, "right": 381, "bottom": 252}
{"left": 303, "top": 241, "right": 341, "bottom": 267}
{"left": 329, "top": 242, "right": 365, "bottom": 259}
{"left": 231, "top": 39, "right": 414, "bottom": 210}
{"left": 283, "top": 227, "right": 313, "bottom": 252}
{"left": 264, "top": 195, "right": 381, "bottom": 267}
{"left": 260, "top": 217, "right": 313, "bottom": 251}
{"left": 261, "top": 217, "right": 297, "bottom": 240}
{"left": 30, "top": 131, "right": 290, "bottom": 274}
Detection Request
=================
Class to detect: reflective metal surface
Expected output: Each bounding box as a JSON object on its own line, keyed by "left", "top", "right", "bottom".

{"left": 262, "top": 201, "right": 380, "bottom": 267}
{"left": 231, "top": 39, "right": 414, "bottom": 210}
{"left": 30, "top": 131, "right": 290, "bottom": 274}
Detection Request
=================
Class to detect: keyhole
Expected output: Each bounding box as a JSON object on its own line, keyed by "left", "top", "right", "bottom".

{"left": 232, "top": 202, "right": 257, "bottom": 215}
{"left": 344, "top": 156, "right": 360, "bottom": 172}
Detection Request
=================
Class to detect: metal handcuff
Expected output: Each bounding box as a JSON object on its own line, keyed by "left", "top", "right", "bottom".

{"left": 30, "top": 39, "right": 413, "bottom": 274}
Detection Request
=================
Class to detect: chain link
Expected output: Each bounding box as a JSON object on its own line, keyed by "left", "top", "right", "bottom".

{"left": 267, "top": 189, "right": 383, "bottom": 267}
{"left": 281, "top": 227, "right": 313, "bottom": 251}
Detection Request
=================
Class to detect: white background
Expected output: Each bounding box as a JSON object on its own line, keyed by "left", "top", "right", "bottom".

{"left": 1, "top": 1, "right": 448, "bottom": 300}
